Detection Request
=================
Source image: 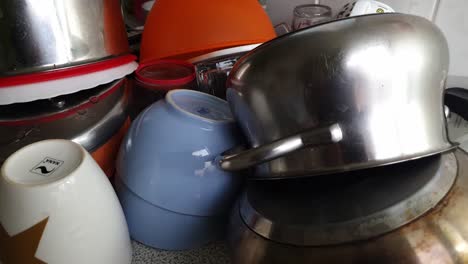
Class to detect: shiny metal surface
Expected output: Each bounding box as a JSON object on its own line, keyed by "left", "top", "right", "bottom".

{"left": 219, "top": 123, "right": 343, "bottom": 171}
{"left": 228, "top": 149, "right": 468, "bottom": 264}
{"left": 226, "top": 14, "right": 452, "bottom": 179}
{"left": 0, "top": 0, "right": 129, "bottom": 76}
{"left": 120, "top": 0, "right": 154, "bottom": 31}
{"left": 0, "top": 79, "right": 128, "bottom": 163}
{"left": 191, "top": 44, "right": 262, "bottom": 99}
{"left": 188, "top": 44, "right": 262, "bottom": 64}
{"left": 195, "top": 57, "right": 240, "bottom": 99}
{"left": 72, "top": 86, "right": 128, "bottom": 151}
{"left": 239, "top": 152, "right": 456, "bottom": 245}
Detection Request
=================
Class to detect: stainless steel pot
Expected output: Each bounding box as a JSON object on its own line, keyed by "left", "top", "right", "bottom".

{"left": 228, "top": 149, "right": 468, "bottom": 264}
{"left": 0, "top": 0, "right": 129, "bottom": 76}
{"left": 0, "top": 78, "right": 128, "bottom": 164}
{"left": 190, "top": 44, "right": 261, "bottom": 99}
{"left": 120, "top": 0, "right": 154, "bottom": 31}
{"left": 218, "top": 13, "right": 452, "bottom": 179}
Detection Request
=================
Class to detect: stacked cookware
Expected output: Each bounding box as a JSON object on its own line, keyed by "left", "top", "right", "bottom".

{"left": 0, "top": 0, "right": 138, "bottom": 177}
{"left": 219, "top": 14, "right": 468, "bottom": 263}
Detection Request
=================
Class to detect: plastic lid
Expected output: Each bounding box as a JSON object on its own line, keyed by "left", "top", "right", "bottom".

{"left": 135, "top": 60, "right": 196, "bottom": 88}
{"left": 166, "top": 90, "right": 233, "bottom": 123}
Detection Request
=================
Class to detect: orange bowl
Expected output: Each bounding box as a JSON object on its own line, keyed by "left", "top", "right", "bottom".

{"left": 91, "top": 118, "right": 131, "bottom": 178}
{"left": 140, "top": 0, "right": 276, "bottom": 62}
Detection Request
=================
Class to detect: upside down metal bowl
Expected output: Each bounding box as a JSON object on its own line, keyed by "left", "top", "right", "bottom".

{"left": 220, "top": 13, "right": 453, "bottom": 179}
{"left": 0, "top": 0, "right": 129, "bottom": 76}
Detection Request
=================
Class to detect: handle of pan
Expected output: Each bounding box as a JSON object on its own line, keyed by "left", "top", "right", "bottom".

{"left": 217, "top": 123, "right": 343, "bottom": 171}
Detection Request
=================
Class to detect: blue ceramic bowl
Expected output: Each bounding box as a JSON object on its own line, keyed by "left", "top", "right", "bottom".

{"left": 117, "top": 90, "right": 243, "bottom": 216}
{"left": 115, "top": 177, "right": 225, "bottom": 250}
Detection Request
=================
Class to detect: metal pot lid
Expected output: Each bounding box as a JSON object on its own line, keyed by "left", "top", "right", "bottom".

{"left": 239, "top": 151, "right": 458, "bottom": 246}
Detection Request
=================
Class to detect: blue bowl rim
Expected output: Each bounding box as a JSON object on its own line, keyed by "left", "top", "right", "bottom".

{"left": 165, "top": 89, "right": 235, "bottom": 125}
{"left": 116, "top": 176, "right": 229, "bottom": 218}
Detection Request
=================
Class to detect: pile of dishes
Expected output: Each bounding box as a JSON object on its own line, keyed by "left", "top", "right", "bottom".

{"left": 0, "top": 0, "right": 138, "bottom": 177}
{"left": 0, "top": 1, "right": 276, "bottom": 261}
{"left": 117, "top": 10, "right": 468, "bottom": 258}
{"left": 0, "top": 1, "right": 137, "bottom": 263}
{"left": 3, "top": 1, "right": 468, "bottom": 263}
{"left": 221, "top": 13, "right": 468, "bottom": 264}
{"left": 116, "top": 12, "right": 468, "bottom": 257}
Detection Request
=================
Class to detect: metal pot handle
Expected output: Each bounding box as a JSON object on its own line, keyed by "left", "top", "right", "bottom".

{"left": 217, "top": 123, "right": 343, "bottom": 171}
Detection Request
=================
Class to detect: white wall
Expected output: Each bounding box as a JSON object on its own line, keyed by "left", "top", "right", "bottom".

{"left": 265, "top": 0, "right": 438, "bottom": 25}
{"left": 266, "top": 0, "right": 348, "bottom": 25}
{"left": 433, "top": 0, "right": 468, "bottom": 88}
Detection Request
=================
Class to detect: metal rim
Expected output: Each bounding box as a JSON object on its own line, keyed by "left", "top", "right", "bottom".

{"left": 0, "top": 55, "right": 136, "bottom": 86}
{"left": 72, "top": 85, "right": 129, "bottom": 152}
{"left": 0, "top": 79, "right": 129, "bottom": 162}
{"left": 0, "top": 79, "right": 125, "bottom": 125}
{"left": 249, "top": 145, "right": 457, "bottom": 180}
{"left": 188, "top": 44, "right": 262, "bottom": 64}
{"left": 240, "top": 152, "right": 458, "bottom": 246}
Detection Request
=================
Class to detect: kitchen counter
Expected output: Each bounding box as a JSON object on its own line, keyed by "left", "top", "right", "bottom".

{"left": 132, "top": 240, "right": 230, "bottom": 264}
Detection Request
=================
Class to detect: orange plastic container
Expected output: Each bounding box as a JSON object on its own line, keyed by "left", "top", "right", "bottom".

{"left": 140, "top": 0, "right": 276, "bottom": 62}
